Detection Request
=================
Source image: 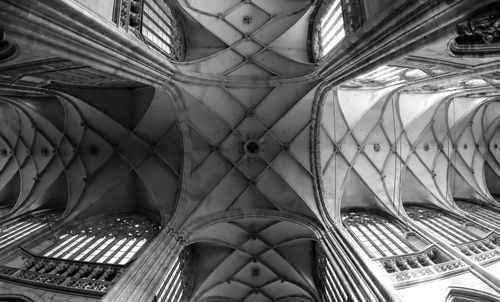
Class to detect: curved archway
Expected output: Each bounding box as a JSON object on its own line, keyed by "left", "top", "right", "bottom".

{"left": 0, "top": 295, "right": 34, "bottom": 302}
{"left": 446, "top": 286, "right": 500, "bottom": 302}
{"left": 158, "top": 214, "right": 321, "bottom": 302}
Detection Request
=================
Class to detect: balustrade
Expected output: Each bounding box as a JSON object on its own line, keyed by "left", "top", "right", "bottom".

{"left": 0, "top": 248, "right": 129, "bottom": 296}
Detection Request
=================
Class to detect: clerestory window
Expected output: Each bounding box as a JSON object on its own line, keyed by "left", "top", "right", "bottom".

{"left": 405, "top": 206, "right": 491, "bottom": 246}
{"left": 0, "top": 211, "right": 59, "bottom": 250}
{"left": 319, "top": 0, "right": 345, "bottom": 56}
{"left": 155, "top": 247, "right": 191, "bottom": 302}
{"left": 405, "top": 205, "right": 500, "bottom": 261}
{"left": 342, "top": 211, "right": 421, "bottom": 259}
{"left": 456, "top": 200, "right": 500, "bottom": 230}
{"left": 116, "top": 0, "right": 185, "bottom": 60}
{"left": 42, "top": 215, "right": 158, "bottom": 265}
{"left": 342, "top": 211, "right": 466, "bottom": 284}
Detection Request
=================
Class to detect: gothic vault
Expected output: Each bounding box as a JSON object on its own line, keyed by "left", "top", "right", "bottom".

{"left": 0, "top": 0, "right": 500, "bottom": 302}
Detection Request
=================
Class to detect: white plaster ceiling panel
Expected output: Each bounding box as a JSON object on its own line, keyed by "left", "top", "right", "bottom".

{"left": 176, "top": 0, "right": 315, "bottom": 79}
{"left": 318, "top": 85, "right": 500, "bottom": 219}
{"left": 0, "top": 87, "right": 181, "bottom": 225}
{"left": 398, "top": 91, "right": 453, "bottom": 129}
{"left": 177, "top": 81, "right": 321, "bottom": 224}
{"left": 187, "top": 219, "right": 319, "bottom": 302}
{"left": 402, "top": 101, "right": 440, "bottom": 144}
{"left": 444, "top": 99, "right": 496, "bottom": 202}
{"left": 268, "top": 8, "right": 311, "bottom": 63}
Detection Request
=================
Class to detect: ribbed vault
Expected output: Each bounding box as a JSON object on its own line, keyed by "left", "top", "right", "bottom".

{"left": 3, "top": 0, "right": 500, "bottom": 301}
{"left": 175, "top": 0, "right": 316, "bottom": 79}
{"left": 187, "top": 218, "right": 319, "bottom": 302}
{"left": 318, "top": 79, "right": 500, "bottom": 221}
{"left": 0, "top": 85, "right": 183, "bottom": 225}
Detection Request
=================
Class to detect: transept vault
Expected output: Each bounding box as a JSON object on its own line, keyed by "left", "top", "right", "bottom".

{"left": 0, "top": 0, "right": 500, "bottom": 302}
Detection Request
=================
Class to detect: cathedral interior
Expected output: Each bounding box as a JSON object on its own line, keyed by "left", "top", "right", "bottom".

{"left": 1, "top": 0, "right": 500, "bottom": 301}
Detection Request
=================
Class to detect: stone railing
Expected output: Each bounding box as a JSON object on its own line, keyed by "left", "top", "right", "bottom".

{"left": 376, "top": 246, "right": 467, "bottom": 286}
{"left": 377, "top": 246, "right": 441, "bottom": 274}
{"left": 386, "top": 259, "right": 466, "bottom": 285}
{"left": 470, "top": 249, "right": 500, "bottom": 263}
{"left": 0, "top": 248, "right": 130, "bottom": 297}
{"left": 456, "top": 233, "right": 500, "bottom": 264}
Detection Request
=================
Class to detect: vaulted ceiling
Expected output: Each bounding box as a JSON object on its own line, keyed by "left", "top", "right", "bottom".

{"left": 2, "top": 0, "right": 500, "bottom": 301}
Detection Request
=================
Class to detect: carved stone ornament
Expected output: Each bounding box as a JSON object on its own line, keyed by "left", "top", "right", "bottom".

{"left": 0, "top": 28, "right": 19, "bottom": 63}
{"left": 449, "top": 7, "right": 500, "bottom": 57}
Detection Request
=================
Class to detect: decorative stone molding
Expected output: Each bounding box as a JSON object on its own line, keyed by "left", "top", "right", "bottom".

{"left": 0, "top": 28, "right": 19, "bottom": 63}
{"left": 449, "top": 6, "right": 500, "bottom": 57}
{"left": 62, "top": 215, "right": 159, "bottom": 240}
{"left": 0, "top": 248, "right": 129, "bottom": 297}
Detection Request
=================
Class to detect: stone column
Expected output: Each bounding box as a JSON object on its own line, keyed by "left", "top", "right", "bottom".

{"left": 102, "top": 228, "right": 183, "bottom": 302}
{"left": 320, "top": 228, "right": 403, "bottom": 302}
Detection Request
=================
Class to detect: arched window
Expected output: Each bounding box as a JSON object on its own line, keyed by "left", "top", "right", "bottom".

{"left": 116, "top": 0, "right": 185, "bottom": 60}
{"left": 340, "top": 65, "right": 430, "bottom": 88}
{"left": 318, "top": 0, "right": 345, "bottom": 56}
{"left": 343, "top": 211, "right": 422, "bottom": 259}
{"left": 141, "top": 0, "right": 184, "bottom": 60}
{"left": 342, "top": 211, "right": 466, "bottom": 284}
{"left": 42, "top": 215, "right": 158, "bottom": 265}
{"left": 456, "top": 200, "right": 500, "bottom": 230}
{"left": 405, "top": 206, "right": 500, "bottom": 260}
{"left": 155, "top": 247, "right": 191, "bottom": 302}
{"left": 0, "top": 214, "right": 159, "bottom": 297}
{"left": 0, "top": 211, "right": 59, "bottom": 250}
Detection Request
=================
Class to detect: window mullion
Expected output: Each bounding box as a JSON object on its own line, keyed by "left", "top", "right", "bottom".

{"left": 116, "top": 238, "right": 139, "bottom": 264}
{"left": 105, "top": 238, "right": 130, "bottom": 264}
{"left": 365, "top": 223, "right": 394, "bottom": 256}
{"left": 65, "top": 236, "right": 95, "bottom": 260}
{"left": 418, "top": 219, "right": 460, "bottom": 245}
{"left": 435, "top": 217, "right": 477, "bottom": 242}
{"left": 357, "top": 224, "right": 387, "bottom": 257}
{"left": 371, "top": 223, "right": 406, "bottom": 254}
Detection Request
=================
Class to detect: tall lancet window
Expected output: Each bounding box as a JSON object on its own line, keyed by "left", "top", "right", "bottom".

{"left": 0, "top": 214, "right": 160, "bottom": 296}
{"left": 0, "top": 211, "right": 60, "bottom": 250}
{"left": 456, "top": 200, "right": 500, "bottom": 230}
{"left": 319, "top": 0, "right": 345, "bottom": 56}
{"left": 155, "top": 247, "right": 192, "bottom": 302}
{"left": 43, "top": 215, "right": 159, "bottom": 265}
{"left": 116, "top": 0, "right": 185, "bottom": 60}
{"left": 342, "top": 211, "right": 465, "bottom": 284}
{"left": 142, "top": 0, "right": 185, "bottom": 59}
{"left": 406, "top": 205, "right": 500, "bottom": 262}
{"left": 343, "top": 212, "right": 422, "bottom": 259}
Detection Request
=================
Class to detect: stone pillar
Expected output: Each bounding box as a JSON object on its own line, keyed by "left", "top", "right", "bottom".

{"left": 320, "top": 228, "right": 403, "bottom": 302}
{"left": 102, "top": 228, "right": 183, "bottom": 302}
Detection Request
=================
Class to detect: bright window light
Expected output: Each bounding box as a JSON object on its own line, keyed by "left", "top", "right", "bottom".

{"left": 320, "top": 0, "right": 345, "bottom": 56}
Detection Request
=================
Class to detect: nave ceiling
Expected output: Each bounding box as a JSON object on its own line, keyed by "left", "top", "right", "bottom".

{"left": 1, "top": 0, "right": 500, "bottom": 301}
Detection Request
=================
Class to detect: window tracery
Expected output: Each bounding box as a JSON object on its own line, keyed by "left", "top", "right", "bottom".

{"left": 43, "top": 215, "right": 158, "bottom": 265}
{"left": 341, "top": 65, "right": 430, "bottom": 88}
{"left": 0, "top": 211, "right": 60, "bottom": 250}
{"left": 141, "top": 0, "right": 185, "bottom": 60}
{"left": 318, "top": 0, "right": 346, "bottom": 56}
{"left": 0, "top": 214, "right": 159, "bottom": 296}
{"left": 456, "top": 200, "right": 500, "bottom": 230}
{"left": 405, "top": 206, "right": 500, "bottom": 263}
{"left": 155, "top": 247, "right": 192, "bottom": 302}
{"left": 116, "top": 0, "right": 185, "bottom": 60}
{"left": 342, "top": 211, "right": 466, "bottom": 285}
{"left": 343, "top": 212, "right": 422, "bottom": 259}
